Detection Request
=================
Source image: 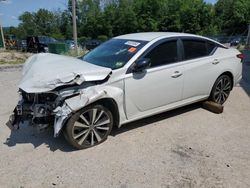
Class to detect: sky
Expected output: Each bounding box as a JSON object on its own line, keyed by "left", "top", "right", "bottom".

{"left": 0, "top": 0, "right": 217, "bottom": 27}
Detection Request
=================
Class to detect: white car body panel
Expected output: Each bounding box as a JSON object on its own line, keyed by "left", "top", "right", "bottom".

{"left": 11, "top": 32, "right": 242, "bottom": 136}
{"left": 124, "top": 63, "right": 184, "bottom": 119}
{"left": 181, "top": 56, "right": 221, "bottom": 100}
{"left": 19, "top": 53, "right": 112, "bottom": 93}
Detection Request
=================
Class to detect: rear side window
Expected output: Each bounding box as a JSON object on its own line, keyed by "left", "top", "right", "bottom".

{"left": 145, "top": 40, "right": 178, "bottom": 68}
{"left": 182, "top": 40, "right": 216, "bottom": 60}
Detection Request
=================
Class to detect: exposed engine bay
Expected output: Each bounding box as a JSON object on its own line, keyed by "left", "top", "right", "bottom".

{"left": 7, "top": 89, "right": 74, "bottom": 135}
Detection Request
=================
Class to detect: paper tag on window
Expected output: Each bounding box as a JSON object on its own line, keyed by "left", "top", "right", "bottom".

{"left": 128, "top": 47, "right": 137, "bottom": 53}
{"left": 125, "top": 41, "right": 140, "bottom": 47}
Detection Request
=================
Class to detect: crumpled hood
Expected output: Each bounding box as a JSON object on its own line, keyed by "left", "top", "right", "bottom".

{"left": 19, "top": 53, "right": 112, "bottom": 93}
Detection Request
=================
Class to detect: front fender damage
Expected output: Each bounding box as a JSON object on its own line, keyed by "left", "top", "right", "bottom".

{"left": 53, "top": 103, "right": 72, "bottom": 137}
{"left": 53, "top": 86, "right": 126, "bottom": 137}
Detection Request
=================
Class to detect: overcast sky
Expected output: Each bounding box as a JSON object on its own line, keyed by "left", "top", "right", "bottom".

{"left": 0, "top": 0, "right": 217, "bottom": 27}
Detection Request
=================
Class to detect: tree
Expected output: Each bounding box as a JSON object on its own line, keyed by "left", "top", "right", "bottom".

{"left": 9, "top": 0, "right": 250, "bottom": 40}
{"left": 179, "top": 0, "right": 218, "bottom": 35}
{"left": 215, "top": 0, "right": 250, "bottom": 35}
{"left": 133, "top": 0, "right": 165, "bottom": 32}
{"left": 159, "top": 0, "right": 182, "bottom": 32}
{"left": 18, "top": 11, "right": 37, "bottom": 36}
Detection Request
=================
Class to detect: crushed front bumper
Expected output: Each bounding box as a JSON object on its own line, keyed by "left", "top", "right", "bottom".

{"left": 6, "top": 103, "right": 72, "bottom": 137}
{"left": 6, "top": 91, "right": 67, "bottom": 136}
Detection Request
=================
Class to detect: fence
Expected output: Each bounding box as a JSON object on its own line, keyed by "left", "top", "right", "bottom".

{"left": 48, "top": 43, "right": 70, "bottom": 54}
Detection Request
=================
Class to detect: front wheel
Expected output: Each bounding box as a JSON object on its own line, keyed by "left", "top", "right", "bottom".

{"left": 64, "top": 104, "right": 113, "bottom": 149}
{"left": 210, "top": 75, "right": 232, "bottom": 105}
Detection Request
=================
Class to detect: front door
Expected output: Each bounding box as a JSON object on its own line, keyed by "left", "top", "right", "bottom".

{"left": 124, "top": 40, "right": 184, "bottom": 119}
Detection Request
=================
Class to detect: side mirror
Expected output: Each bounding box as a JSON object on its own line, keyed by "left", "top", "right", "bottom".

{"left": 132, "top": 58, "right": 151, "bottom": 72}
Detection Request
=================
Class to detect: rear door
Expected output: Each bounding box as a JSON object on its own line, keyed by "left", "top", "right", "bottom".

{"left": 181, "top": 38, "right": 220, "bottom": 100}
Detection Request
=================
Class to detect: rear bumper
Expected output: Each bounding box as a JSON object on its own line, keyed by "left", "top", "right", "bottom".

{"left": 235, "top": 75, "right": 242, "bottom": 86}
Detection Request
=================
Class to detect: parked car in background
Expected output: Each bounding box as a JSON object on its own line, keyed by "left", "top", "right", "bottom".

{"left": 17, "top": 40, "right": 27, "bottom": 52}
{"left": 26, "top": 36, "right": 57, "bottom": 53}
{"left": 65, "top": 40, "right": 75, "bottom": 50}
{"left": 7, "top": 32, "right": 243, "bottom": 149}
{"left": 85, "top": 39, "right": 102, "bottom": 50}
{"left": 230, "top": 36, "right": 247, "bottom": 46}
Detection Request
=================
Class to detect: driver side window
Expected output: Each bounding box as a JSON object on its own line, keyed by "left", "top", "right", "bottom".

{"left": 145, "top": 40, "right": 178, "bottom": 68}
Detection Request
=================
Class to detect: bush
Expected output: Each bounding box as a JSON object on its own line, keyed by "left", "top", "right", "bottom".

{"left": 97, "top": 35, "right": 108, "bottom": 42}
{"left": 78, "top": 36, "right": 91, "bottom": 44}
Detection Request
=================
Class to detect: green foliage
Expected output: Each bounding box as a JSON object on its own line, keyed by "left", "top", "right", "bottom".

{"left": 179, "top": 0, "right": 217, "bottom": 35}
{"left": 78, "top": 36, "right": 91, "bottom": 44}
{"left": 97, "top": 35, "right": 108, "bottom": 41}
{"left": 5, "top": 0, "right": 250, "bottom": 40}
{"left": 215, "top": 0, "right": 250, "bottom": 35}
{"left": 16, "top": 9, "right": 66, "bottom": 39}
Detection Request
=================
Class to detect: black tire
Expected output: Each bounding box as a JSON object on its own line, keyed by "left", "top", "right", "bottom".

{"left": 64, "top": 104, "right": 113, "bottom": 150}
{"left": 210, "top": 74, "right": 232, "bottom": 105}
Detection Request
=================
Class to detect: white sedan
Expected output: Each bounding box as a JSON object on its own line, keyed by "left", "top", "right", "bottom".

{"left": 7, "top": 32, "right": 243, "bottom": 149}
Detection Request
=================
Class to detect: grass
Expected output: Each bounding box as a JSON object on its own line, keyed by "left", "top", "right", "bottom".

{"left": 0, "top": 60, "right": 25, "bottom": 65}
{"left": 0, "top": 49, "right": 29, "bottom": 65}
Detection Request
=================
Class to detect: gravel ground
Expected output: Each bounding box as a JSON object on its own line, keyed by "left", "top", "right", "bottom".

{"left": 0, "top": 65, "right": 250, "bottom": 188}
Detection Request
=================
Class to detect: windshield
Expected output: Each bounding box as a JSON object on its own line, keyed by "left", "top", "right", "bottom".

{"left": 82, "top": 39, "right": 147, "bottom": 70}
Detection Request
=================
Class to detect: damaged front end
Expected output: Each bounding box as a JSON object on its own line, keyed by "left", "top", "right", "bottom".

{"left": 6, "top": 53, "right": 130, "bottom": 141}
{"left": 6, "top": 90, "right": 71, "bottom": 136}
{"left": 6, "top": 82, "right": 123, "bottom": 137}
{"left": 6, "top": 53, "right": 116, "bottom": 136}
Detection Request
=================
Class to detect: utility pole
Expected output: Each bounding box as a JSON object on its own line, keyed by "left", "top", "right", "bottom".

{"left": 0, "top": 16, "right": 5, "bottom": 49}
{"left": 247, "top": 24, "right": 250, "bottom": 49}
{"left": 72, "top": 0, "right": 78, "bottom": 54}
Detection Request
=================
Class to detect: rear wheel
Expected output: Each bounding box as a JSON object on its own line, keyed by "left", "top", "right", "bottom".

{"left": 64, "top": 104, "right": 113, "bottom": 149}
{"left": 210, "top": 75, "right": 232, "bottom": 104}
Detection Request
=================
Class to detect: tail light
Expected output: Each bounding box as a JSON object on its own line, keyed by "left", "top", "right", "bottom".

{"left": 237, "top": 53, "right": 244, "bottom": 62}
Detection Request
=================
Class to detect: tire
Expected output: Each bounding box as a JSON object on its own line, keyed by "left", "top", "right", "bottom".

{"left": 210, "top": 74, "right": 232, "bottom": 105}
{"left": 64, "top": 104, "right": 113, "bottom": 149}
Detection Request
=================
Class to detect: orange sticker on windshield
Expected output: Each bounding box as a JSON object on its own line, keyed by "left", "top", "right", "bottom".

{"left": 128, "top": 47, "right": 137, "bottom": 53}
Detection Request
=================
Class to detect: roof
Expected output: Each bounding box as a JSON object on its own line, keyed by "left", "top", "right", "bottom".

{"left": 114, "top": 32, "right": 198, "bottom": 41}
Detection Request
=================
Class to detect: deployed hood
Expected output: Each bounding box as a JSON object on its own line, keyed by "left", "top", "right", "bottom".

{"left": 19, "top": 53, "right": 112, "bottom": 93}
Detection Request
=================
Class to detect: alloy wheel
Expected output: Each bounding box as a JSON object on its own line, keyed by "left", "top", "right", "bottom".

{"left": 213, "top": 76, "right": 232, "bottom": 104}
{"left": 72, "top": 107, "right": 112, "bottom": 147}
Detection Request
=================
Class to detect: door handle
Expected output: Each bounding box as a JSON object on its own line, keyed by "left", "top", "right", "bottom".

{"left": 212, "top": 59, "right": 220, "bottom": 65}
{"left": 171, "top": 71, "right": 183, "bottom": 78}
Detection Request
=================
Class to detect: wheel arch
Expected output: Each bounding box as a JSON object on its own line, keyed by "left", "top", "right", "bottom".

{"left": 218, "top": 71, "right": 234, "bottom": 90}
{"left": 209, "top": 70, "right": 234, "bottom": 98}
{"left": 92, "top": 98, "right": 120, "bottom": 128}
{"left": 56, "top": 85, "right": 126, "bottom": 137}
{"left": 208, "top": 71, "right": 234, "bottom": 101}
